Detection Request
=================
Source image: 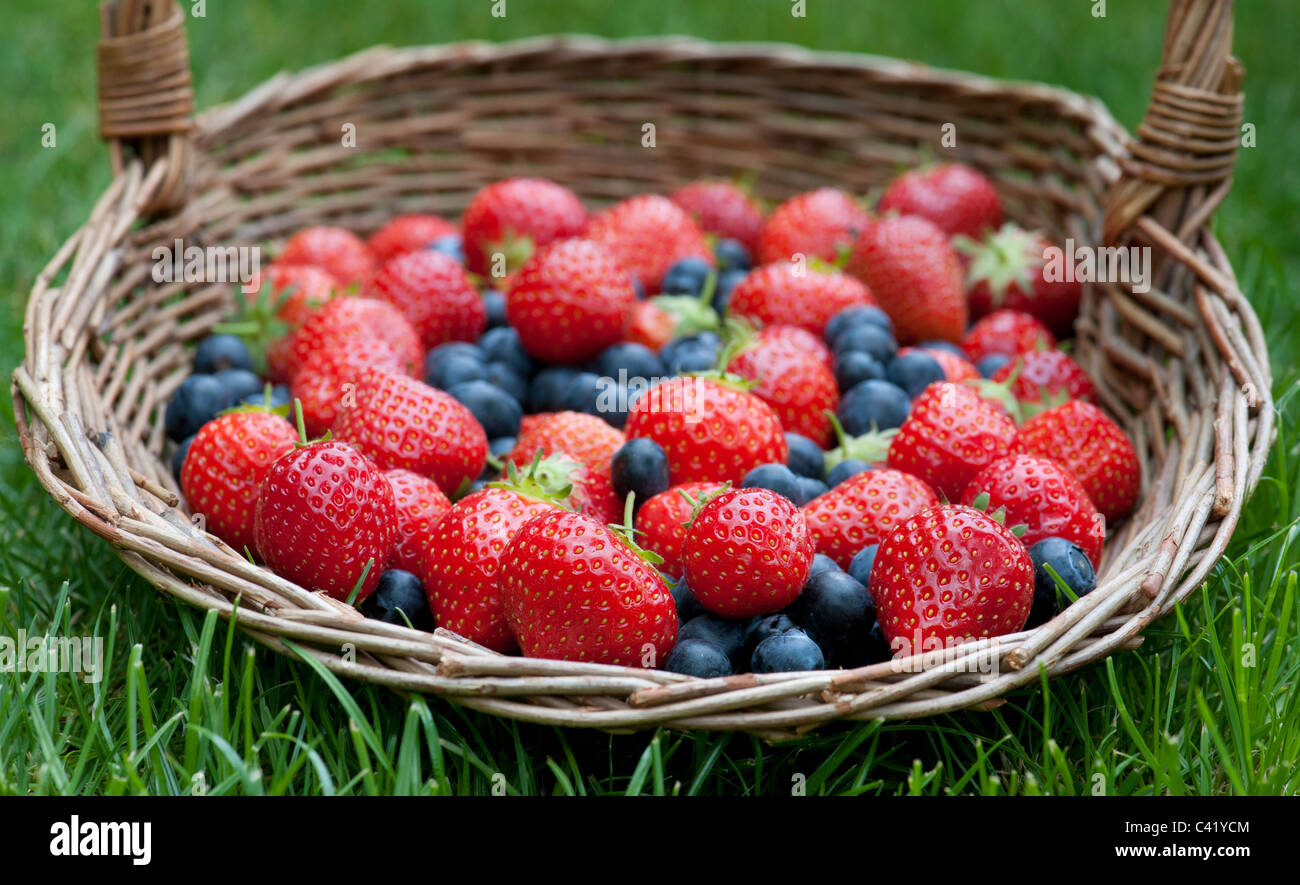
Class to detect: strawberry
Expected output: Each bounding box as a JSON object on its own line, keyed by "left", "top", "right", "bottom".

{"left": 384, "top": 469, "right": 452, "bottom": 574}
{"left": 624, "top": 376, "right": 788, "bottom": 485}
{"left": 757, "top": 324, "right": 833, "bottom": 368}
{"left": 904, "top": 346, "right": 978, "bottom": 383}
{"left": 506, "top": 411, "right": 626, "bottom": 476}
{"left": 992, "top": 349, "right": 1096, "bottom": 410}
{"left": 635, "top": 481, "right": 727, "bottom": 579}
{"left": 499, "top": 510, "right": 677, "bottom": 667}
{"left": 802, "top": 468, "right": 939, "bottom": 569}
{"left": 682, "top": 487, "right": 814, "bottom": 618}
{"left": 180, "top": 409, "right": 297, "bottom": 555}
{"left": 961, "top": 309, "right": 1056, "bottom": 361}
{"left": 876, "top": 164, "right": 1003, "bottom": 239}
{"left": 585, "top": 195, "right": 712, "bottom": 293}
{"left": 366, "top": 213, "right": 459, "bottom": 264}
{"left": 268, "top": 296, "right": 422, "bottom": 384}
{"left": 873, "top": 503, "right": 1035, "bottom": 650}
{"left": 538, "top": 450, "right": 623, "bottom": 525}
{"left": 962, "top": 454, "right": 1105, "bottom": 567}
{"left": 846, "top": 214, "right": 967, "bottom": 343}
{"left": 276, "top": 226, "right": 377, "bottom": 287}
{"left": 956, "top": 223, "right": 1082, "bottom": 337}
{"left": 757, "top": 188, "right": 869, "bottom": 265}
{"left": 290, "top": 338, "right": 414, "bottom": 437}
{"left": 504, "top": 238, "right": 637, "bottom": 364}
{"left": 254, "top": 439, "right": 396, "bottom": 601}
{"left": 626, "top": 300, "right": 678, "bottom": 352}
{"left": 726, "top": 262, "right": 876, "bottom": 338}
{"left": 366, "top": 249, "right": 486, "bottom": 348}
{"left": 726, "top": 325, "right": 839, "bottom": 446}
{"left": 1019, "top": 401, "right": 1140, "bottom": 522}
{"left": 252, "top": 262, "right": 341, "bottom": 330}
{"left": 887, "top": 381, "right": 1023, "bottom": 501}
{"left": 331, "top": 368, "right": 487, "bottom": 495}
{"left": 669, "top": 180, "right": 765, "bottom": 253}
{"left": 461, "top": 178, "right": 588, "bottom": 277}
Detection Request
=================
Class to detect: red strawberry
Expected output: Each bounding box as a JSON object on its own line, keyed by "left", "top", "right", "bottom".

{"left": 585, "top": 195, "right": 712, "bottom": 293}
{"left": 873, "top": 504, "right": 1035, "bottom": 650}
{"left": 635, "top": 481, "right": 727, "bottom": 579}
{"left": 535, "top": 450, "right": 623, "bottom": 525}
{"left": 757, "top": 324, "right": 833, "bottom": 368}
{"left": 957, "top": 223, "right": 1082, "bottom": 337}
{"left": 384, "top": 469, "right": 452, "bottom": 574}
{"left": 180, "top": 410, "right": 297, "bottom": 554}
{"left": 366, "top": 213, "right": 459, "bottom": 264}
{"left": 962, "top": 454, "right": 1105, "bottom": 567}
{"left": 461, "top": 178, "right": 588, "bottom": 277}
{"left": 876, "top": 164, "right": 1003, "bottom": 239}
{"left": 504, "top": 238, "right": 637, "bottom": 364}
{"left": 331, "top": 368, "right": 487, "bottom": 495}
{"left": 961, "top": 309, "right": 1056, "bottom": 361}
{"left": 366, "top": 250, "right": 486, "bottom": 348}
{"left": 290, "top": 338, "right": 414, "bottom": 437}
{"left": 906, "top": 346, "right": 978, "bottom": 383}
{"left": 624, "top": 376, "right": 787, "bottom": 485}
{"left": 506, "top": 411, "right": 626, "bottom": 476}
{"left": 254, "top": 439, "right": 396, "bottom": 601}
{"left": 500, "top": 510, "right": 677, "bottom": 667}
{"left": 887, "top": 381, "right": 1023, "bottom": 501}
{"left": 727, "top": 262, "right": 876, "bottom": 338}
{"left": 727, "top": 325, "right": 839, "bottom": 446}
{"left": 1019, "top": 401, "right": 1140, "bottom": 522}
{"left": 268, "top": 296, "right": 422, "bottom": 384}
{"left": 802, "top": 468, "right": 939, "bottom": 569}
{"left": 252, "top": 262, "right": 340, "bottom": 330}
{"left": 626, "top": 300, "right": 677, "bottom": 353}
{"left": 846, "top": 215, "right": 967, "bottom": 343}
{"left": 682, "top": 488, "right": 814, "bottom": 618}
{"left": 277, "top": 226, "right": 377, "bottom": 287}
{"left": 992, "top": 349, "right": 1096, "bottom": 410}
{"left": 669, "top": 180, "right": 765, "bottom": 253}
{"left": 757, "top": 188, "right": 869, "bottom": 265}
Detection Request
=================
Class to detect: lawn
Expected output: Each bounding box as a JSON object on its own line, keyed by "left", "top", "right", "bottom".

{"left": 1, "top": 0, "right": 1296, "bottom": 795}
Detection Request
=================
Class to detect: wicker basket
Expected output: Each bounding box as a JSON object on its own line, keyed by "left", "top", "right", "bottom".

{"left": 14, "top": 0, "right": 1272, "bottom": 739}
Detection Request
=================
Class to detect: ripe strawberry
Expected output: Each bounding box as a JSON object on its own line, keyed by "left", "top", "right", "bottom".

{"left": 876, "top": 164, "right": 1003, "bottom": 239}
{"left": 757, "top": 324, "right": 833, "bottom": 368}
{"left": 961, "top": 309, "right": 1056, "bottom": 361}
{"left": 537, "top": 450, "right": 623, "bottom": 525}
{"left": 1019, "top": 401, "right": 1140, "bottom": 522}
{"left": 726, "top": 262, "right": 876, "bottom": 338}
{"left": 727, "top": 325, "right": 839, "bottom": 446}
{"left": 873, "top": 504, "right": 1034, "bottom": 649}
{"left": 366, "top": 213, "right": 459, "bottom": 264}
{"left": 500, "top": 510, "right": 677, "bottom": 667}
{"left": 992, "top": 349, "right": 1096, "bottom": 409}
{"left": 268, "top": 296, "right": 422, "bottom": 384}
{"left": 962, "top": 454, "right": 1105, "bottom": 567}
{"left": 506, "top": 411, "right": 626, "bottom": 476}
{"left": 626, "top": 300, "right": 678, "bottom": 352}
{"left": 757, "top": 188, "right": 869, "bottom": 265}
{"left": 384, "top": 469, "right": 452, "bottom": 574}
{"left": 277, "top": 226, "right": 377, "bottom": 287}
{"left": 624, "top": 376, "right": 787, "bottom": 485}
{"left": 252, "top": 262, "right": 340, "bottom": 330}
{"left": 331, "top": 368, "right": 487, "bottom": 495}
{"left": 887, "top": 381, "right": 1023, "bottom": 500}
{"left": 586, "top": 195, "right": 712, "bottom": 293}
{"left": 291, "top": 338, "right": 414, "bottom": 437}
{"left": 254, "top": 439, "right": 396, "bottom": 601}
{"left": 904, "top": 346, "right": 978, "bottom": 383}
{"left": 366, "top": 249, "right": 486, "bottom": 348}
{"left": 846, "top": 215, "right": 967, "bottom": 343}
{"left": 504, "top": 238, "right": 637, "bottom": 364}
{"left": 802, "top": 468, "right": 939, "bottom": 568}
{"left": 461, "top": 177, "right": 588, "bottom": 277}
{"left": 669, "top": 180, "right": 765, "bottom": 253}
{"left": 635, "top": 481, "right": 727, "bottom": 579}
{"left": 957, "top": 223, "right": 1082, "bottom": 337}
{"left": 180, "top": 410, "right": 297, "bottom": 555}
{"left": 682, "top": 488, "right": 814, "bottom": 618}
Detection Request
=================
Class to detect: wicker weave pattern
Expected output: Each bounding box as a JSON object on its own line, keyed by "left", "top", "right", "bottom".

{"left": 13, "top": 0, "right": 1272, "bottom": 738}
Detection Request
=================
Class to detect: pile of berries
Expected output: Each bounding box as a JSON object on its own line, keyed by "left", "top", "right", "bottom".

{"left": 167, "top": 166, "right": 1140, "bottom": 678}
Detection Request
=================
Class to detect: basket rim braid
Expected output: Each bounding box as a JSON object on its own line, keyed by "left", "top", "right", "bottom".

{"left": 13, "top": 0, "right": 1273, "bottom": 738}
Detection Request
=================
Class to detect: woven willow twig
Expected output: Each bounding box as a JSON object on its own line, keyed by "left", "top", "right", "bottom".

{"left": 13, "top": 0, "right": 1272, "bottom": 737}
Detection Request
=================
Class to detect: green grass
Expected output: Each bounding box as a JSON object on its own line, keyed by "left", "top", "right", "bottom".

{"left": 2, "top": 0, "right": 1297, "bottom": 795}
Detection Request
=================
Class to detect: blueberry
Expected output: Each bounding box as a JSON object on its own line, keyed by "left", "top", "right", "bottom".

{"left": 193, "top": 334, "right": 252, "bottom": 374}
{"left": 559, "top": 371, "right": 605, "bottom": 418}
{"left": 917, "top": 339, "right": 967, "bottom": 358}
{"left": 241, "top": 383, "right": 291, "bottom": 409}
{"left": 426, "top": 341, "right": 486, "bottom": 368}
{"left": 797, "top": 476, "right": 829, "bottom": 503}
{"left": 751, "top": 629, "right": 825, "bottom": 673}
{"left": 825, "top": 305, "right": 894, "bottom": 347}
{"left": 865, "top": 622, "right": 894, "bottom": 664}
{"left": 886, "top": 350, "right": 947, "bottom": 398}
{"left": 976, "top": 353, "right": 1012, "bottom": 378}
{"left": 660, "top": 256, "right": 713, "bottom": 296}
{"left": 479, "top": 326, "right": 534, "bottom": 376}
{"left": 785, "top": 432, "right": 825, "bottom": 479}
{"left": 430, "top": 233, "right": 465, "bottom": 265}
{"left": 837, "top": 379, "right": 911, "bottom": 435}
{"left": 448, "top": 380, "right": 523, "bottom": 438}
{"left": 670, "top": 578, "right": 707, "bottom": 625}
{"left": 482, "top": 290, "right": 508, "bottom": 329}
{"left": 714, "top": 239, "right": 753, "bottom": 273}
{"left": 798, "top": 570, "right": 875, "bottom": 667}
{"left": 663, "top": 639, "right": 732, "bottom": 678}
{"left": 589, "top": 342, "right": 665, "bottom": 387}
{"left": 679, "top": 614, "right": 750, "bottom": 668}
{"left": 611, "top": 438, "right": 670, "bottom": 509}
{"left": 426, "top": 351, "right": 488, "bottom": 390}
{"left": 359, "top": 569, "right": 434, "bottom": 631}
{"left": 834, "top": 351, "right": 886, "bottom": 392}
{"left": 743, "top": 613, "right": 798, "bottom": 664}
{"left": 1026, "top": 537, "right": 1097, "bottom": 628}
{"left": 171, "top": 435, "right": 195, "bottom": 480}
{"left": 660, "top": 332, "right": 720, "bottom": 375}
{"left": 833, "top": 323, "right": 898, "bottom": 364}
{"left": 164, "top": 374, "right": 231, "bottom": 441}
{"left": 808, "top": 553, "right": 842, "bottom": 580}
{"left": 527, "top": 367, "right": 580, "bottom": 413}
{"left": 742, "top": 463, "right": 805, "bottom": 506}
{"left": 214, "top": 368, "right": 263, "bottom": 404}
{"left": 827, "top": 458, "right": 874, "bottom": 488}
{"left": 713, "top": 268, "right": 748, "bottom": 313}
{"left": 847, "top": 544, "right": 879, "bottom": 589}
{"left": 483, "top": 361, "right": 528, "bottom": 403}
{"left": 489, "top": 436, "right": 517, "bottom": 459}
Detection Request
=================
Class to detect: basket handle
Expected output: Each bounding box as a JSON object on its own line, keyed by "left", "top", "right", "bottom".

{"left": 96, "top": 0, "right": 195, "bottom": 214}
{"left": 1102, "top": 0, "right": 1243, "bottom": 244}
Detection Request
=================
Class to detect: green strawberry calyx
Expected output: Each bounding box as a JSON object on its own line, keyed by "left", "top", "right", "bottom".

{"left": 822, "top": 411, "right": 896, "bottom": 473}
{"left": 965, "top": 491, "right": 1028, "bottom": 538}
{"left": 486, "top": 450, "right": 579, "bottom": 509}
{"left": 217, "top": 383, "right": 291, "bottom": 420}
{"left": 606, "top": 493, "right": 665, "bottom": 567}
{"left": 676, "top": 482, "right": 732, "bottom": 530}
{"left": 683, "top": 318, "right": 759, "bottom": 392}
{"left": 212, "top": 280, "right": 296, "bottom": 377}
{"left": 953, "top": 222, "right": 1042, "bottom": 306}
{"left": 650, "top": 269, "right": 722, "bottom": 337}
{"left": 961, "top": 361, "right": 1025, "bottom": 425}
{"left": 483, "top": 228, "right": 537, "bottom": 279}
